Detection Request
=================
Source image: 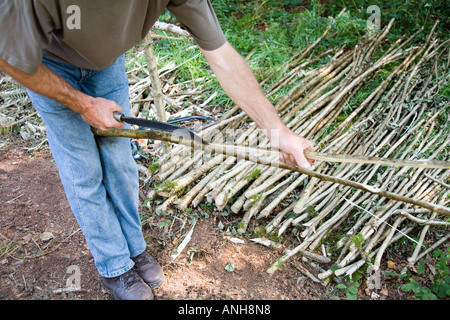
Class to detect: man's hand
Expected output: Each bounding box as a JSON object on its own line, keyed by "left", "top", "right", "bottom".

{"left": 0, "top": 57, "right": 123, "bottom": 130}
{"left": 200, "top": 41, "right": 315, "bottom": 169}
{"left": 268, "top": 127, "right": 315, "bottom": 169}
{"left": 80, "top": 96, "right": 124, "bottom": 131}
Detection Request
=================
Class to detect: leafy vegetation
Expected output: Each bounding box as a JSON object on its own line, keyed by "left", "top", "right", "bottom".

{"left": 400, "top": 248, "right": 450, "bottom": 300}
{"left": 150, "top": 0, "right": 370, "bottom": 108}
{"left": 334, "top": 270, "right": 362, "bottom": 300}
{"left": 148, "top": 0, "right": 448, "bottom": 112}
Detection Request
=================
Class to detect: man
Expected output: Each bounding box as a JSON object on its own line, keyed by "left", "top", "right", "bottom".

{"left": 0, "top": 0, "right": 314, "bottom": 300}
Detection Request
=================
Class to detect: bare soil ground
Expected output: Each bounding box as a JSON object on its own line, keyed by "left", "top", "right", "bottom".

{"left": 0, "top": 137, "right": 328, "bottom": 300}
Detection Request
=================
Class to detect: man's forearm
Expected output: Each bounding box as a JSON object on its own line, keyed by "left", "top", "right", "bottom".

{"left": 0, "top": 58, "right": 90, "bottom": 113}
{"left": 0, "top": 58, "right": 123, "bottom": 130}
{"left": 200, "top": 42, "right": 288, "bottom": 137}
{"left": 201, "top": 41, "right": 314, "bottom": 168}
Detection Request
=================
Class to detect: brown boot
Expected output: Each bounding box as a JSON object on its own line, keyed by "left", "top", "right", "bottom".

{"left": 132, "top": 252, "right": 165, "bottom": 289}
{"left": 102, "top": 268, "right": 154, "bottom": 300}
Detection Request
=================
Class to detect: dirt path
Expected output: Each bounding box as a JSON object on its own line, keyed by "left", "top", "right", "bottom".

{"left": 0, "top": 144, "right": 326, "bottom": 300}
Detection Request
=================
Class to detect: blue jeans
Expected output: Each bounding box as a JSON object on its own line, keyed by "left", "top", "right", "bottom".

{"left": 27, "top": 55, "right": 147, "bottom": 278}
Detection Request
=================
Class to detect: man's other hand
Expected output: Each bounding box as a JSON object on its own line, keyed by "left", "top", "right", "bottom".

{"left": 269, "top": 127, "right": 315, "bottom": 169}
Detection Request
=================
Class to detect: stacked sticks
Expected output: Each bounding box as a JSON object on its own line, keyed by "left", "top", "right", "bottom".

{"left": 139, "top": 19, "right": 449, "bottom": 285}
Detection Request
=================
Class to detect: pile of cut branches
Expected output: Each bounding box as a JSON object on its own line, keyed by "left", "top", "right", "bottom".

{"left": 0, "top": 74, "right": 45, "bottom": 146}
{"left": 145, "top": 19, "right": 449, "bottom": 287}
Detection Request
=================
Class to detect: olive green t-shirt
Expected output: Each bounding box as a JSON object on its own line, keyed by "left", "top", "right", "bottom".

{"left": 0, "top": 0, "right": 226, "bottom": 74}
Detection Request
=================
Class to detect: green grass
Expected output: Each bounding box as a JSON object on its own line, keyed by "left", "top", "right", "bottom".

{"left": 330, "top": 0, "right": 449, "bottom": 37}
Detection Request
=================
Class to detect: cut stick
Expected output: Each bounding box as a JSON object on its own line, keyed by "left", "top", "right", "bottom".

{"left": 92, "top": 127, "right": 450, "bottom": 217}
{"left": 143, "top": 32, "right": 170, "bottom": 153}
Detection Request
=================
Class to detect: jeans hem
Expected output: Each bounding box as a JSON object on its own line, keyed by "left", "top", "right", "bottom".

{"left": 100, "top": 260, "right": 135, "bottom": 278}
{"left": 130, "top": 245, "right": 148, "bottom": 259}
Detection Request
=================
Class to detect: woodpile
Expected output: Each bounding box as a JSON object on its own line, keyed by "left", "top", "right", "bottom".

{"left": 135, "top": 19, "right": 449, "bottom": 285}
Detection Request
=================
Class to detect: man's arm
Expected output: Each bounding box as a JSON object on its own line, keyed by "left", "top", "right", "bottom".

{"left": 200, "top": 41, "right": 314, "bottom": 169}
{"left": 0, "top": 58, "right": 123, "bottom": 130}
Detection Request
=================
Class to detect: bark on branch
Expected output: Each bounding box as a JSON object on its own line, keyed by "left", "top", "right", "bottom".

{"left": 92, "top": 127, "right": 450, "bottom": 217}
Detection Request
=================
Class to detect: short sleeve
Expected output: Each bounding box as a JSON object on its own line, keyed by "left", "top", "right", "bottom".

{"left": 0, "top": 0, "right": 54, "bottom": 74}
{"left": 166, "top": 0, "right": 226, "bottom": 51}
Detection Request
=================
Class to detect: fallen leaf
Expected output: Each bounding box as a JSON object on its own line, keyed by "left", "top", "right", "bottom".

{"left": 40, "top": 232, "right": 54, "bottom": 242}
{"left": 380, "top": 288, "right": 389, "bottom": 296}
{"left": 225, "top": 236, "right": 245, "bottom": 244}
{"left": 225, "top": 262, "right": 235, "bottom": 272}
{"left": 387, "top": 260, "right": 396, "bottom": 269}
